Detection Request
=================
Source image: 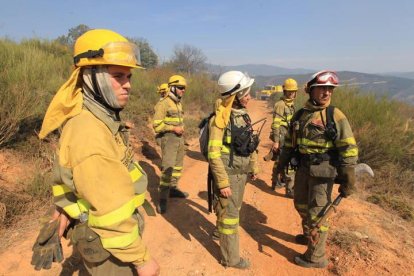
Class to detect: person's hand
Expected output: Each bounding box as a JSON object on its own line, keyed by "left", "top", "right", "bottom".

{"left": 250, "top": 173, "right": 257, "bottom": 181}
{"left": 124, "top": 121, "right": 135, "bottom": 129}
{"left": 336, "top": 166, "right": 356, "bottom": 198}
{"left": 173, "top": 126, "right": 184, "bottom": 135}
{"left": 136, "top": 258, "right": 160, "bottom": 276}
{"left": 51, "top": 209, "right": 71, "bottom": 238}
{"left": 272, "top": 142, "right": 280, "bottom": 152}
{"left": 220, "top": 187, "right": 232, "bottom": 198}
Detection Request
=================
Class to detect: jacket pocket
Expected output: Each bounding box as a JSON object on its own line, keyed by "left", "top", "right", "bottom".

{"left": 309, "top": 161, "right": 337, "bottom": 178}
{"left": 71, "top": 223, "right": 110, "bottom": 263}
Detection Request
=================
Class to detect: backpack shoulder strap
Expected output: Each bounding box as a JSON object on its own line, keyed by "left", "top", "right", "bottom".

{"left": 290, "top": 108, "right": 305, "bottom": 125}
{"left": 325, "top": 105, "right": 337, "bottom": 141}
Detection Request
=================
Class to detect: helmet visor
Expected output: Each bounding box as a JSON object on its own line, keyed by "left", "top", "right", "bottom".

{"left": 102, "top": 41, "right": 141, "bottom": 68}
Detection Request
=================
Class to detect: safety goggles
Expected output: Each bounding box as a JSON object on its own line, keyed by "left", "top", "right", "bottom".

{"left": 176, "top": 86, "right": 186, "bottom": 90}
{"left": 314, "top": 71, "right": 339, "bottom": 85}
{"left": 74, "top": 41, "right": 141, "bottom": 67}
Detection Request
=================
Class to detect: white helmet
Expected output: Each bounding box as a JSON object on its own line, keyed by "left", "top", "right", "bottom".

{"left": 218, "top": 71, "right": 254, "bottom": 98}
{"left": 306, "top": 70, "right": 339, "bottom": 90}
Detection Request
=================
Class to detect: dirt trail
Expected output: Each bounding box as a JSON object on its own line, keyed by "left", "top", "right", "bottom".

{"left": 1, "top": 99, "right": 413, "bottom": 276}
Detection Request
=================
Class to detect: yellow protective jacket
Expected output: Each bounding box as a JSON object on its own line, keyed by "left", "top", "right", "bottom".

{"left": 208, "top": 108, "right": 259, "bottom": 189}
{"left": 271, "top": 97, "right": 295, "bottom": 143}
{"left": 152, "top": 95, "right": 183, "bottom": 134}
{"left": 282, "top": 100, "right": 358, "bottom": 166}
{"left": 52, "top": 100, "right": 150, "bottom": 266}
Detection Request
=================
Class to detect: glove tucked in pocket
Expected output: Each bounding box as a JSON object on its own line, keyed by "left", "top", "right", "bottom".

{"left": 71, "top": 223, "right": 110, "bottom": 263}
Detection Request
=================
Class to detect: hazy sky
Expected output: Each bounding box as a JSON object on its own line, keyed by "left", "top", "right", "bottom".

{"left": 1, "top": 0, "right": 412, "bottom": 73}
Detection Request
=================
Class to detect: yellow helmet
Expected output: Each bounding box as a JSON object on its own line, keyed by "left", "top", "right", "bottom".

{"left": 73, "top": 29, "right": 141, "bottom": 68}
{"left": 168, "top": 75, "right": 187, "bottom": 87}
{"left": 283, "top": 78, "right": 298, "bottom": 91}
{"left": 157, "top": 83, "right": 169, "bottom": 93}
{"left": 275, "top": 85, "right": 283, "bottom": 93}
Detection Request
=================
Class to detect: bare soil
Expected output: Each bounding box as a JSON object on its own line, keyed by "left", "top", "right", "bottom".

{"left": 0, "top": 99, "right": 413, "bottom": 276}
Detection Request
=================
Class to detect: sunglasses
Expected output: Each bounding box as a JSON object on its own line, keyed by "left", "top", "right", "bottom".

{"left": 176, "top": 86, "right": 186, "bottom": 90}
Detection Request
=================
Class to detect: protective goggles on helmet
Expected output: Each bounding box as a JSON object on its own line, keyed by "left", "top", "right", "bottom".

{"left": 73, "top": 41, "right": 141, "bottom": 68}
{"left": 308, "top": 71, "right": 339, "bottom": 88}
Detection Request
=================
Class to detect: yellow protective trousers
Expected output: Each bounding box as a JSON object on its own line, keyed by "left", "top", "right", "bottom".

{"left": 214, "top": 172, "right": 247, "bottom": 266}
{"left": 157, "top": 132, "right": 185, "bottom": 197}
{"left": 294, "top": 164, "right": 334, "bottom": 263}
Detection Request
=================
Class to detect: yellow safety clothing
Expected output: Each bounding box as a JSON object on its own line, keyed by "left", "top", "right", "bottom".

{"left": 283, "top": 100, "right": 358, "bottom": 161}
{"left": 278, "top": 99, "right": 358, "bottom": 264}
{"left": 52, "top": 100, "right": 150, "bottom": 267}
{"left": 208, "top": 107, "right": 258, "bottom": 266}
{"left": 39, "top": 29, "right": 140, "bottom": 140}
{"left": 271, "top": 96, "right": 295, "bottom": 143}
{"left": 208, "top": 108, "right": 258, "bottom": 189}
{"left": 38, "top": 68, "right": 83, "bottom": 139}
{"left": 152, "top": 96, "right": 184, "bottom": 134}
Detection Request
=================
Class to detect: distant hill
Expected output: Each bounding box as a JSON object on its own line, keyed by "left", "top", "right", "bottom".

{"left": 206, "top": 63, "right": 314, "bottom": 76}
{"left": 206, "top": 64, "right": 414, "bottom": 104}
{"left": 381, "top": 72, "right": 414, "bottom": 80}
{"left": 253, "top": 71, "right": 414, "bottom": 104}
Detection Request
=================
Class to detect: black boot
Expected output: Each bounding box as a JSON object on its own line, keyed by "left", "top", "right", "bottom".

{"left": 169, "top": 187, "right": 189, "bottom": 198}
{"left": 271, "top": 180, "right": 285, "bottom": 190}
{"left": 285, "top": 188, "right": 294, "bottom": 199}
{"left": 156, "top": 199, "right": 167, "bottom": 214}
{"left": 295, "top": 234, "right": 309, "bottom": 245}
{"left": 211, "top": 227, "right": 219, "bottom": 241}
{"left": 294, "top": 255, "right": 328, "bottom": 268}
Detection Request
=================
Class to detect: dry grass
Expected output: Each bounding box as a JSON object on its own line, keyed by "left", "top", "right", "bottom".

{"left": 328, "top": 228, "right": 377, "bottom": 275}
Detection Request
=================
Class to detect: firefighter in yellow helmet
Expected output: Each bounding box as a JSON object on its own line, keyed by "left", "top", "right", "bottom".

{"left": 152, "top": 75, "right": 188, "bottom": 214}
{"left": 276, "top": 70, "right": 358, "bottom": 268}
{"left": 269, "top": 78, "right": 297, "bottom": 198}
{"left": 208, "top": 71, "right": 259, "bottom": 269}
{"left": 33, "top": 29, "right": 160, "bottom": 275}
{"left": 157, "top": 83, "right": 169, "bottom": 99}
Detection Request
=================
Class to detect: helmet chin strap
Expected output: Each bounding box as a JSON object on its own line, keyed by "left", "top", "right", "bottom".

{"left": 171, "top": 86, "right": 182, "bottom": 99}
{"left": 232, "top": 96, "right": 244, "bottom": 109}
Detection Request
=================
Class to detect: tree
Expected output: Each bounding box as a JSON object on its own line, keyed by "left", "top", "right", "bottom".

{"left": 127, "top": 37, "right": 158, "bottom": 69}
{"left": 170, "top": 44, "right": 207, "bottom": 74}
{"left": 56, "top": 24, "right": 91, "bottom": 47}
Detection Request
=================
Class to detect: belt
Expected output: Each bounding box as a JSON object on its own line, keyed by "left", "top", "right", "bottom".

{"left": 300, "top": 152, "right": 337, "bottom": 166}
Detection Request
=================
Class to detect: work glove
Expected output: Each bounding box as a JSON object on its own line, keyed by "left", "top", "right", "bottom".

{"left": 31, "top": 219, "right": 63, "bottom": 270}
{"left": 336, "top": 166, "right": 356, "bottom": 198}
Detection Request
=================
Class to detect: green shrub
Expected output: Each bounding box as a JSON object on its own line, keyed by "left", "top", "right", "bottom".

{"left": 0, "top": 38, "right": 71, "bottom": 147}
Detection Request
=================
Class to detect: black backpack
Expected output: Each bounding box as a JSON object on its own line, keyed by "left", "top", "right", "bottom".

{"left": 198, "top": 112, "right": 215, "bottom": 161}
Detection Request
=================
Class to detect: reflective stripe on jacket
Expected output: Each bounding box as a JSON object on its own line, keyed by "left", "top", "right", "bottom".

{"left": 53, "top": 104, "right": 148, "bottom": 266}
{"left": 271, "top": 99, "right": 295, "bottom": 143}
{"left": 284, "top": 102, "right": 358, "bottom": 165}
{"left": 153, "top": 96, "right": 183, "bottom": 133}
{"left": 208, "top": 108, "right": 259, "bottom": 189}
